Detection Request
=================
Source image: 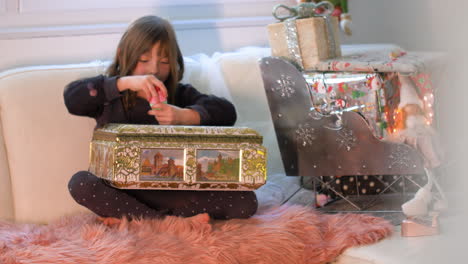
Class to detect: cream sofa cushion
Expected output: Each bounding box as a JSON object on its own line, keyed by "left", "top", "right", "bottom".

{"left": 0, "top": 119, "right": 14, "bottom": 221}
{"left": 0, "top": 64, "right": 99, "bottom": 223}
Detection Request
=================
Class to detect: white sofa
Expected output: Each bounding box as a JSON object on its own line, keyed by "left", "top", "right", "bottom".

{"left": 0, "top": 47, "right": 302, "bottom": 224}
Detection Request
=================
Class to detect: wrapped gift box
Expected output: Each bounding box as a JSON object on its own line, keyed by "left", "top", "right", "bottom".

{"left": 267, "top": 16, "right": 342, "bottom": 70}
{"left": 303, "top": 72, "right": 386, "bottom": 138}
{"left": 89, "top": 124, "right": 267, "bottom": 191}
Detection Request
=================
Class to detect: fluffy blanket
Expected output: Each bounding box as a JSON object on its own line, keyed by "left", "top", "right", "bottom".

{"left": 0, "top": 205, "right": 392, "bottom": 264}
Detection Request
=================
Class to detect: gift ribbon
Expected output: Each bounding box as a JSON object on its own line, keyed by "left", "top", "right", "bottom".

{"left": 283, "top": 19, "right": 303, "bottom": 69}
{"left": 272, "top": 1, "right": 337, "bottom": 69}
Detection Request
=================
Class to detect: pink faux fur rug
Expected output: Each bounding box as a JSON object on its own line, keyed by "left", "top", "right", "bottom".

{"left": 0, "top": 205, "right": 392, "bottom": 264}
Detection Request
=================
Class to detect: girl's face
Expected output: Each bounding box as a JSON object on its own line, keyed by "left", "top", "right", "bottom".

{"left": 132, "top": 42, "right": 170, "bottom": 82}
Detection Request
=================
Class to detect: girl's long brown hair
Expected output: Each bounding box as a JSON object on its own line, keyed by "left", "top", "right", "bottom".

{"left": 106, "top": 16, "right": 184, "bottom": 110}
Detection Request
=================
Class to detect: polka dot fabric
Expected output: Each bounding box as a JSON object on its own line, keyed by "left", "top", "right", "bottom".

{"left": 316, "top": 174, "right": 426, "bottom": 199}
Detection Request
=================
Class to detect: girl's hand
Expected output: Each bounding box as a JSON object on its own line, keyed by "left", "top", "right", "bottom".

{"left": 148, "top": 103, "right": 201, "bottom": 125}
{"left": 117, "top": 75, "right": 168, "bottom": 102}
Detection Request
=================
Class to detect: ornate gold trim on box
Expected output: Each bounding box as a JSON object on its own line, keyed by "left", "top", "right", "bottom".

{"left": 89, "top": 124, "right": 267, "bottom": 191}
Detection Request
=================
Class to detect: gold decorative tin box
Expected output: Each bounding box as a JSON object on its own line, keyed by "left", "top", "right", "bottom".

{"left": 89, "top": 124, "right": 267, "bottom": 191}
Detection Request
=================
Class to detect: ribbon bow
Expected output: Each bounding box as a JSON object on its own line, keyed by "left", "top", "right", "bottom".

{"left": 272, "top": 1, "right": 334, "bottom": 22}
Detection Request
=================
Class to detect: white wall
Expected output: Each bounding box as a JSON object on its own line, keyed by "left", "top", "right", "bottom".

{"left": 0, "top": 21, "right": 273, "bottom": 73}
{"left": 0, "top": 0, "right": 457, "bottom": 72}
{"left": 0, "top": 0, "right": 293, "bottom": 72}
{"left": 344, "top": 0, "right": 441, "bottom": 51}
{"left": 0, "top": 0, "right": 458, "bottom": 73}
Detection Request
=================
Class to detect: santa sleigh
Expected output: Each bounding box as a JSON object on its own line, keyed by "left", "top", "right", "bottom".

{"left": 259, "top": 56, "right": 445, "bottom": 215}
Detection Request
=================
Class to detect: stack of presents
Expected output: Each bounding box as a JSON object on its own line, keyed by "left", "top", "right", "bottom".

{"left": 261, "top": 0, "right": 446, "bottom": 236}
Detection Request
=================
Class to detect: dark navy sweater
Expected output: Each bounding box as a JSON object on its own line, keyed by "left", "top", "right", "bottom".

{"left": 63, "top": 75, "right": 237, "bottom": 127}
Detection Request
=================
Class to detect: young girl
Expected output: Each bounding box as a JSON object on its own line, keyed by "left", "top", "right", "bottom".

{"left": 64, "top": 15, "right": 257, "bottom": 220}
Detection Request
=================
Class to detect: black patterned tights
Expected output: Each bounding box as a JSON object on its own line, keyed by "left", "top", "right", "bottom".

{"left": 68, "top": 171, "right": 258, "bottom": 220}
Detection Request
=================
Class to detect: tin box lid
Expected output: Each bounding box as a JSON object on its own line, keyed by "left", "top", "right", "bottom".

{"left": 92, "top": 124, "right": 263, "bottom": 142}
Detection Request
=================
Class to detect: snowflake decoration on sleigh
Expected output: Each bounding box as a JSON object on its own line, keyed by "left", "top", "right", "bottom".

{"left": 296, "top": 123, "right": 316, "bottom": 147}
{"left": 272, "top": 74, "right": 296, "bottom": 98}
{"left": 336, "top": 127, "right": 357, "bottom": 151}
